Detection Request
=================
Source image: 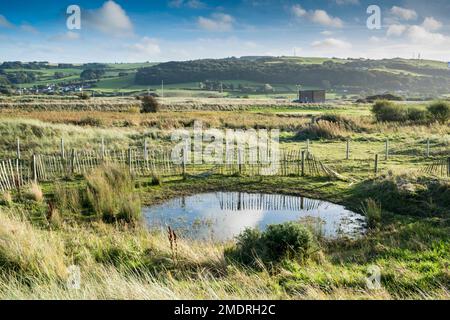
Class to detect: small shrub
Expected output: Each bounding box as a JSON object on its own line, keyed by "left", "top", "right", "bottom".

{"left": 77, "top": 116, "right": 104, "bottom": 127}
{"left": 361, "top": 198, "right": 382, "bottom": 228}
{"left": 141, "top": 96, "right": 160, "bottom": 113}
{"left": 77, "top": 92, "right": 91, "bottom": 100}
{"left": 24, "top": 183, "right": 44, "bottom": 202}
{"left": 227, "top": 222, "right": 315, "bottom": 267}
{"left": 407, "top": 107, "right": 429, "bottom": 123}
{"left": 262, "top": 223, "right": 315, "bottom": 262}
{"left": 371, "top": 100, "right": 408, "bottom": 122}
{"left": 427, "top": 101, "right": 450, "bottom": 124}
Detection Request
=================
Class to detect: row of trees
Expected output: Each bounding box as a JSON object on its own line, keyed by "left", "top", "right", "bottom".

{"left": 199, "top": 80, "right": 274, "bottom": 93}
{"left": 134, "top": 57, "right": 450, "bottom": 94}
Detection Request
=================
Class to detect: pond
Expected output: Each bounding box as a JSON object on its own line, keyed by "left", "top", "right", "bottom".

{"left": 143, "top": 192, "right": 366, "bottom": 241}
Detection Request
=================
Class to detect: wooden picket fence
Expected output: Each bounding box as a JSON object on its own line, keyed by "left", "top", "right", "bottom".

{"left": 0, "top": 147, "right": 343, "bottom": 192}
{"left": 422, "top": 157, "right": 450, "bottom": 177}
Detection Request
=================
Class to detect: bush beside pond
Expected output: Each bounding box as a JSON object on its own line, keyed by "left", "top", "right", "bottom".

{"left": 226, "top": 222, "right": 315, "bottom": 267}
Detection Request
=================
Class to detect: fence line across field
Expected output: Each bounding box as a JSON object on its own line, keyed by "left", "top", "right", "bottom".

{"left": 1, "top": 137, "right": 449, "bottom": 192}
{"left": 0, "top": 147, "right": 341, "bottom": 192}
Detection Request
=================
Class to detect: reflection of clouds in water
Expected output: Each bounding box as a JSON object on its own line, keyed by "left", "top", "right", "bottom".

{"left": 193, "top": 208, "right": 265, "bottom": 241}
{"left": 143, "top": 192, "right": 366, "bottom": 242}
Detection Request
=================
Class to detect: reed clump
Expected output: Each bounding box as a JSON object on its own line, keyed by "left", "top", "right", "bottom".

{"left": 85, "top": 165, "right": 142, "bottom": 224}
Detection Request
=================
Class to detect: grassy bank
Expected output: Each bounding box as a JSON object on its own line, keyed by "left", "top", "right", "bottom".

{"left": 0, "top": 173, "right": 448, "bottom": 300}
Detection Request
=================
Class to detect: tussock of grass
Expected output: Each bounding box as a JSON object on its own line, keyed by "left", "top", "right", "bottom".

{"left": 361, "top": 198, "right": 382, "bottom": 228}
{"left": 24, "top": 183, "right": 44, "bottom": 203}
{"left": 85, "top": 165, "right": 141, "bottom": 223}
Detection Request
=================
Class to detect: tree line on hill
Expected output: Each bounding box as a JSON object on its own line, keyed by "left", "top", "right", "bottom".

{"left": 134, "top": 57, "right": 450, "bottom": 95}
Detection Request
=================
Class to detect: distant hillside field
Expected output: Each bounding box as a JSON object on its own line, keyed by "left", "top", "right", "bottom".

{"left": 2, "top": 57, "right": 450, "bottom": 98}
{"left": 135, "top": 57, "right": 450, "bottom": 95}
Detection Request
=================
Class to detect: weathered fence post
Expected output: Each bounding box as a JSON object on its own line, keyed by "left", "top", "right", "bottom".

{"left": 306, "top": 139, "right": 310, "bottom": 157}
{"left": 238, "top": 148, "right": 243, "bottom": 175}
{"left": 101, "top": 138, "right": 105, "bottom": 161}
{"left": 374, "top": 154, "right": 379, "bottom": 175}
{"left": 60, "top": 138, "right": 65, "bottom": 159}
{"left": 301, "top": 150, "right": 305, "bottom": 177}
{"left": 16, "top": 138, "right": 21, "bottom": 160}
{"left": 70, "top": 149, "right": 75, "bottom": 175}
{"left": 346, "top": 139, "right": 350, "bottom": 160}
{"left": 128, "top": 148, "right": 132, "bottom": 174}
{"left": 144, "top": 139, "right": 148, "bottom": 161}
{"left": 426, "top": 138, "right": 430, "bottom": 158}
{"left": 181, "top": 147, "right": 187, "bottom": 178}
{"left": 32, "top": 154, "right": 37, "bottom": 183}
{"left": 447, "top": 157, "right": 450, "bottom": 177}
{"left": 385, "top": 139, "right": 389, "bottom": 161}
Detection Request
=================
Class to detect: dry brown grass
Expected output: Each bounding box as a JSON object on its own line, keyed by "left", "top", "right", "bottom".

{"left": 24, "top": 183, "right": 44, "bottom": 203}
{"left": 0, "top": 110, "right": 311, "bottom": 131}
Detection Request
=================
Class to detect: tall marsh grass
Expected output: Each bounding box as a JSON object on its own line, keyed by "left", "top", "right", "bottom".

{"left": 85, "top": 165, "right": 141, "bottom": 223}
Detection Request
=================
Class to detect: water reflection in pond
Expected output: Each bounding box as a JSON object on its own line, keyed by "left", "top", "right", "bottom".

{"left": 143, "top": 192, "right": 366, "bottom": 241}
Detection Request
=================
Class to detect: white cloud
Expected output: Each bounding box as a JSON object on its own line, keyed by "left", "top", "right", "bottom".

{"left": 320, "top": 30, "right": 334, "bottom": 36}
{"left": 312, "top": 38, "right": 351, "bottom": 49}
{"left": 169, "top": 0, "right": 205, "bottom": 9}
{"left": 422, "top": 17, "right": 442, "bottom": 31}
{"left": 0, "top": 14, "right": 13, "bottom": 28}
{"left": 128, "top": 37, "right": 161, "bottom": 56}
{"left": 310, "top": 10, "right": 344, "bottom": 28}
{"left": 390, "top": 6, "right": 417, "bottom": 21}
{"left": 50, "top": 31, "right": 80, "bottom": 41}
{"left": 85, "top": 1, "right": 133, "bottom": 36}
{"left": 292, "top": 6, "right": 343, "bottom": 28}
{"left": 406, "top": 25, "right": 449, "bottom": 45}
{"left": 198, "top": 13, "right": 234, "bottom": 32}
{"left": 387, "top": 24, "right": 407, "bottom": 37}
{"left": 292, "top": 5, "right": 307, "bottom": 18}
{"left": 334, "top": 0, "right": 359, "bottom": 5}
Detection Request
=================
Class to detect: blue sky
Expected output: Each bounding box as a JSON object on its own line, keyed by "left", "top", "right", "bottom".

{"left": 0, "top": 0, "right": 449, "bottom": 62}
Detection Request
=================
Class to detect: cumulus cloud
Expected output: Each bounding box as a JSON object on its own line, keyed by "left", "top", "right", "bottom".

{"left": 310, "top": 10, "right": 343, "bottom": 28}
{"left": 390, "top": 6, "right": 417, "bottom": 21}
{"left": 292, "top": 4, "right": 307, "bottom": 17}
{"left": 85, "top": 1, "right": 134, "bottom": 36}
{"left": 198, "top": 13, "right": 234, "bottom": 31}
{"left": 312, "top": 38, "right": 351, "bottom": 49}
{"left": 405, "top": 25, "right": 449, "bottom": 45}
{"left": 0, "top": 14, "right": 13, "bottom": 28}
{"left": 292, "top": 6, "right": 343, "bottom": 28}
{"left": 422, "top": 17, "right": 442, "bottom": 31}
{"left": 387, "top": 24, "right": 407, "bottom": 37}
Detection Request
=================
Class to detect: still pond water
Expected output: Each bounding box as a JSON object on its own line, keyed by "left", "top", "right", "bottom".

{"left": 143, "top": 192, "right": 366, "bottom": 241}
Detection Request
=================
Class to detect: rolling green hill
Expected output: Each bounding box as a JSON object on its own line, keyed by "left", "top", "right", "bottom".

{"left": 1, "top": 57, "right": 450, "bottom": 98}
